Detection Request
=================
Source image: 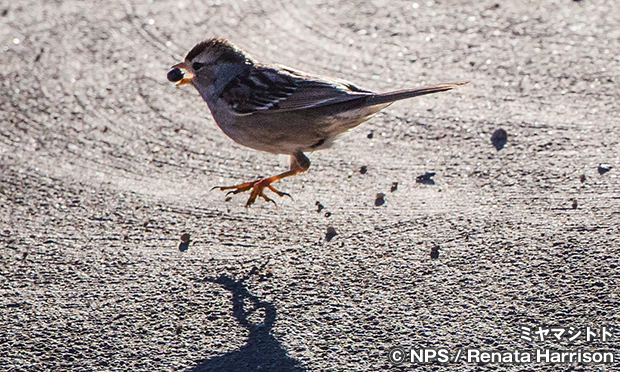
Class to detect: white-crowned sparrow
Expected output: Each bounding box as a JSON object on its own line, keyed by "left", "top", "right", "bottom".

{"left": 168, "top": 38, "right": 466, "bottom": 206}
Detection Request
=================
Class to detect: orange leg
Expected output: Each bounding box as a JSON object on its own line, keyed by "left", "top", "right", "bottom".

{"left": 213, "top": 152, "right": 310, "bottom": 207}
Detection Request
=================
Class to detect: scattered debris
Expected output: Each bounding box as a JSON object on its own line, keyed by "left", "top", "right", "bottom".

{"left": 360, "top": 165, "right": 368, "bottom": 174}
{"left": 390, "top": 182, "right": 398, "bottom": 192}
{"left": 367, "top": 131, "right": 374, "bottom": 139}
{"left": 430, "top": 246, "right": 439, "bottom": 259}
{"left": 34, "top": 48, "right": 44, "bottom": 63}
{"left": 491, "top": 128, "right": 508, "bottom": 150}
{"left": 580, "top": 174, "right": 586, "bottom": 183}
{"left": 179, "top": 233, "right": 190, "bottom": 252}
{"left": 316, "top": 201, "right": 324, "bottom": 213}
{"left": 598, "top": 164, "right": 612, "bottom": 175}
{"left": 325, "top": 227, "right": 338, "bottom": 242}
{"left": 375, "top": 193, "right": 386, "bottom": 206}
{"left": 416, "top": 172, "right": 436, "bottom": 185}
{"left": 572, "top": 199, "right": 578, "bottom": 209}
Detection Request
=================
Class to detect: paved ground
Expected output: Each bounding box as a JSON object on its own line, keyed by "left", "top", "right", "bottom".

{"left": 1, "top": 0, "right": 619, "bottom": 371}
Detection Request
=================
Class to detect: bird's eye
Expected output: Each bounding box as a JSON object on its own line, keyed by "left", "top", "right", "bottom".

{"left": 192, "top": 62, "right": 206, "bottom": 71}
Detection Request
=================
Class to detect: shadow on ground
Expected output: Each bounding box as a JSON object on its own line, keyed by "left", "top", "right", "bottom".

{"left": 190, "top": 269, "right": 305, "bottom": 372}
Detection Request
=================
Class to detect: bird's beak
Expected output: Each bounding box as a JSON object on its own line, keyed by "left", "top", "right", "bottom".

{"left": 171, "top": 62, "right": 194, "bottom": 85}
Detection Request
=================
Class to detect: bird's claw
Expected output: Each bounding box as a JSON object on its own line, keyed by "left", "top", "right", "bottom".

{"left": 213, "top": 178, "right": 290, "bottom": 207}
{"left": 267, "top": 185, "right": 293, "bottom": 200}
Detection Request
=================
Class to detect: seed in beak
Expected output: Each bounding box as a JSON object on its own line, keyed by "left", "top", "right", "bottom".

{"left": 167, "top": 68, "right": 184, "bottom": 83}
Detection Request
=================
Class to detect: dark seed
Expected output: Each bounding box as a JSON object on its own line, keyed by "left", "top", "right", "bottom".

{"left": 167, "top": 68, "right": 184, "bottom": 83}
{"left": 34, "top": 48, "right": 44, "bottom": 63}
{"left": 360, "top": 165, "right": 367, "bottom": 174}
{"left": 580, "top": 174, "right": 586, "bottom": 183}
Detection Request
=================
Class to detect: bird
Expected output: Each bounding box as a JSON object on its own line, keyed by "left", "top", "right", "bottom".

{"left": 168, "top": 38, "right": 466, "bottom": 207}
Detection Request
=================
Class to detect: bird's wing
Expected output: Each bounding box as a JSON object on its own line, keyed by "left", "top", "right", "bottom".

{"left": 219, "top": 65, "right": 373, "bottom": 115}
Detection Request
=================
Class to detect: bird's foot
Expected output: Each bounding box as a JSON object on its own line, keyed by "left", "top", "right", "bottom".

{"left": 213, "top": 177, "right": 292, "bottom": 207}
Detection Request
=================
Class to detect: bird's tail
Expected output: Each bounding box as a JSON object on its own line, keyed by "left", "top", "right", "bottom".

{"left": 367, "top": 81, "right": 468, "bottom": 106}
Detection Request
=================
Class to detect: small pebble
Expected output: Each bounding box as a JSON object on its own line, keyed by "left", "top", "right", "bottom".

{"left": 324, "top": 211, "right": 332, "bottom": 218}
{"left": 375, "top": 193, "right": 386, "bottom": 206}
{"left": 491, "top": 128, "right": 508, "bottom": 150}
{"left": 325, "top": 227, "right": 338, "bottom": 242}
{"left": 572, "top": 199, "right": 578, "bottom": 209}
{"left": 180, "top": 233, "right": 190, "bottom": 243}
{"left": 167, "top": 68, "right": 184, "bottom": 83}
{"left": 316, "top": 201, "right": 324, "bottom": 213}
{"left": 367, "top": 132, "right": 374, "bottom": 139}
{"left": 430, "top": 246, "right": 439, "bottom": 259}
{"left": 360, "top": 165, "right": 368, "bottom": 174}
{"left": 179, "top": 233, "right": 190, "bottom": 252}
{"left": 580, "top": 174, "right": 586, "bottom": 183}
{"left": 598, "top": 164, "right": 612, "bottom": 175}
{"left": 390, "top": 182, "right": 398, "bottom": 192}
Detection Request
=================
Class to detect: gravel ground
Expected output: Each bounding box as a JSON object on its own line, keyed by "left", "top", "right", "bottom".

{"left": 1, "top": 0, "right": 619, "bottom": 371}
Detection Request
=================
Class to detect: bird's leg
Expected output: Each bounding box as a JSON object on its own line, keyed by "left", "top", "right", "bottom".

{"left": 213, "top": 151, "right": 310, "bottom": 207}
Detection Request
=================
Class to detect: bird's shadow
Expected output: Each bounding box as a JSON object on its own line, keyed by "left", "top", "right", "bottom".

{"left": 189, "top": 266, "right": 305, "bottom": 372}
